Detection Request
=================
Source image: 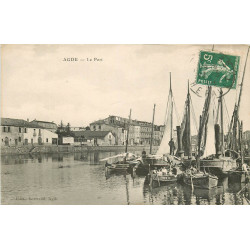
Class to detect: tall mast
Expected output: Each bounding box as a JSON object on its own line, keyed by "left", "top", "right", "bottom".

{"left": 170, "top": 72, "right": 173, "bottom": 140}
{"left": 229, "top": 46, "right": 249, "bottom": 152}
{"left": 197, "top": 86, "right": 212, "bottom": 170}
{"left": 150, "top": 104, "right": 156, "bottom": 154}
{"left": 237, "top": 46, "right": 249, "bottom": 113}
{"left": 220, "top": 89, "right": 224, "bottom": 156}
{"left": 125, "top": 109, "right": 132, "bottom": 153}
{"left": 187, "top": 80, "right": 192, "bottom": 158}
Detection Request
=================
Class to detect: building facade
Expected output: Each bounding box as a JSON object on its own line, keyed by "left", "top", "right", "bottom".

{"left": 90, "top": 115, "right": 164, "bottom": 146}
{"left": 90, "top": 120, "right": 127, "bottom": 145}
{"left": 1, "top": 118, "right": 58, "bottom": 147}
{"left": 31, "top": 120, "right": 57, "bottom": 133}
{"left": 72, "top": 131, "right": 115, "bottom": 146}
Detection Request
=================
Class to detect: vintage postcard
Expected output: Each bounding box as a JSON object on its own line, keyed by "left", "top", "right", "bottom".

{"left": 1, "top": 44, "right": 249, "bottom": 205}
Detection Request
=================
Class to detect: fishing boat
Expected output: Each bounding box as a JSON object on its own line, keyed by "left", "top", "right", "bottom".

{"left": 101, "top": 152, "right": 138, "bottom": 172}
{"left": 205, "top": 47, "right": 250, "bottom": 176}
{"left": 100, "top": 109, "right": 139, "bottom": 173}
{"left": 183, "top": 171, "right": 218, "bottom": 189}
{"left": 197, "top": 87, "right": 236, "bottom": 176}
{"left": 176, "top": 81, "right": 198, "bottom": 168}
{"left": 149, "top": 164, "right": 183, "bottom": 187}
{"left": 182, "top": 85, "right": 219, "bottom": 189}
{"left": 135, "top": 73, "right": 182, "bottom": 176}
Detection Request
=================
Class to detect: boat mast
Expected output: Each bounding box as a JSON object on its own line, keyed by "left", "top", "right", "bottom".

{"left": 237, "top": 46, "right": 249, "bottom": 112}
{"left": 125, "top": 109, "right": 132, "bottom": 154}
{"left": 220, "top": 88, "right": 224, "bottom": 156}
{"left": 197, "top": 86, "right": 212, "bottom": 170}
{"left": 229, "top": 46, "right": 249, "bottom": 152}
{"left": 187, "top": 80, "right": 192, "bottom": 158}
{"left": 150, "top": 104, "right": 156, "bottom": 154}
{"left": 170, "top": 72, "right": 173, "bottom": 140}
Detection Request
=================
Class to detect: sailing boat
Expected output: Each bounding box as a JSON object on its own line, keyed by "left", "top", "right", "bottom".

{"left": 183, "top": 86, "right": 219, "bottom": 189}
{"left": 135, "top": 74, "right": 181, "bottom": 179}
{"left": 146, "top": 73, "right": 183, "bottom": 185}
{"left": 177, "top": 81, "right": 198, "bottom": 168}
{"left": 157, "top": 73, "right": 180, "bottom": 158}
{"left": 197, "top": 87, "right": 237, "bottom": 176}
{"left": 100, "top": 109, "right": 138, "bottom": 172}
{"left": 227, "top": 46, "right": 250, "bottom": 181}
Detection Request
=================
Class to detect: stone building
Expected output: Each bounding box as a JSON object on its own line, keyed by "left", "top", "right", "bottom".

{"left": 72, "top": 131, "right": 115, "bottom": 146}
{"left": 90, "top": 119, "right": 127, "bottom": 145}
{"left": 30, "top": 119, "right": 57, "bottom": 133}
{"left": 1, "top": 118, "right": 58, "bottom": 146}
{"left": 90, "top": 115, "right": 164, "bottom": 146}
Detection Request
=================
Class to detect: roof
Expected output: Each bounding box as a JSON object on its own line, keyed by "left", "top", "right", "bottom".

{"left": 72, "top": 130, "right": 113, "bottom": 139}
{"left": 1, "top": 118, "right": 44, "bottom": 128}
{"left": 31, "top": 120, "right": 57, "bottom": 126}
{"left": 90, "top": 119, "right": 108, "bottom": 125}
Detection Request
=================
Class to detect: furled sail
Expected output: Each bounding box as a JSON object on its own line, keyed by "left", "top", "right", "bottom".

{"left": 198, "top": 87, "right": 216, "bottom": 158}
{"left": 181, "top": 88, "right": 192, "bottom": 157}
{"left": 203, "top": 95, "right": 216, "bottom": 157}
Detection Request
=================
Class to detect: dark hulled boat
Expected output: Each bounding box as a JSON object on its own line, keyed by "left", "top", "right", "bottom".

{"left": 183, "top": 172, "right": 218, "bottom": 189}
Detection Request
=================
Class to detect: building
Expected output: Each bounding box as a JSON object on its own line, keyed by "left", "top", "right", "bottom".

{"left": 72, "top": 130, "right": 115, "bottom": 146}
{"left": 30, "top": 119, "right": 57, "bottom": 133}
{"left": 90, "top": 119, "right": 127, "bottom": 145}
{"left": 90, "top": 115, "right": 164, "bottom": 146}
{"left": 1, "top": 118, "right": 58, "bottom": 146}
{"left": 129, "top": 125, "right": 140, "bottom": 145}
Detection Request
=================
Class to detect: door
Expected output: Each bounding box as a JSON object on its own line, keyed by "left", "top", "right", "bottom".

{"left": 38, "top": 137, "right": 42, "bottom": 145}
{"left": 5, "top": 137, "right": 9, "bottom": 146}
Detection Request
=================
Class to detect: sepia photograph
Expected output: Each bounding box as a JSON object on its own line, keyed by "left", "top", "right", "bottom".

{"left": 1, "top": 44, "right": 250, "bottom": 205}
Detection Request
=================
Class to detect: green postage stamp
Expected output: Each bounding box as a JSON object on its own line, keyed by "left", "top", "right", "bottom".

{"left": 196, "top": 51, "right": 240, "bottom": 89}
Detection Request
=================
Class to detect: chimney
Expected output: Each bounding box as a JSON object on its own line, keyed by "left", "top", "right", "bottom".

{"left": 27, "top": 118, "right": 29, "bottom": 122}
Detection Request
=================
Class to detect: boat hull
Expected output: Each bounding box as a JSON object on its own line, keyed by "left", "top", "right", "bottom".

{"left": 183, "top": 173, "right": 218, "bottom": 189}
{"left": 151, "top": 173, "right": 177, "bottom": 187}
{"left": 106, "top": 163, "right": 130, "bottom": 172}
{"left": 199, "top": 157, "right": 236, "bottom": 177}
{"left": 228, "top": 171, "right": 249, "bottom": 183}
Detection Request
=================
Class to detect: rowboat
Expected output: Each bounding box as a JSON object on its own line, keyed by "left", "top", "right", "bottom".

{"left": 148, "top": 164, "right": 183, "bottom": 187}
{"left": 100, "top": 152, "right": 138, "bottom": 173}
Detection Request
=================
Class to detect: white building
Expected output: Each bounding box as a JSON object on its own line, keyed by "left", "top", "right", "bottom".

{"left": 23, "top": 127, "right": 58, "bottom": 145}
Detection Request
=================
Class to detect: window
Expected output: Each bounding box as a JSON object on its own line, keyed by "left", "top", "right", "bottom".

{"left": 8, "top": 127, "right": 10, "bottom": 132}
{"left": 99, "top": 125, "right": 101, "bottom": 130}
{"left": 3, "top": 127, "right": 6, "bottom": 132}
{"left": 19, "top": 127, "right": 22, "bottom": 133}
{"left": 46, "top": 138, "right": 48, "bottom": 143}
{"left": 24, "top": 128, "right": 27, "bottom": 133}
{"left": 19, "top": 137, "right": 21, "bottom": 142}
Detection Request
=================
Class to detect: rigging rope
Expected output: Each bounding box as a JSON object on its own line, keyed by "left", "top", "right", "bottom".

{"left": 164, "top": 91, "right": 171, "bottom": 126}
{"left": 172, "top": 96, "right": 180, "bottom": 125}
{"left": 223, "top": 97, "right": 231, "bottom": 133}
{"left": 190, "top": 97, "right": 198, "bottom": 134}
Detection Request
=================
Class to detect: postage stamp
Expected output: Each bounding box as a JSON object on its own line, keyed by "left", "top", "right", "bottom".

{"left": 196, "top": 51, "right": 240, "bottom": 89}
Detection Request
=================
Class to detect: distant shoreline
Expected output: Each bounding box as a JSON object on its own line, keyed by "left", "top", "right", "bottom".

{"left": 1, "top": 145, "right": 159, "bottom": 156}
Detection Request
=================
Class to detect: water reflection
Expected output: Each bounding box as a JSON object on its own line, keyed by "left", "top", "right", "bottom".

{"left": 1, "top": 152, "right": 249, "bottom": 205}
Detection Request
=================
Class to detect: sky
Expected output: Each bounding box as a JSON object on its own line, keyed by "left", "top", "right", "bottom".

{"left": 1, "top": 44, "right": 250, "bottom": 130}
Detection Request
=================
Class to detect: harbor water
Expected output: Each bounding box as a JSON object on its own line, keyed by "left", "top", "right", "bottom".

{"left": 1, "top": 151, "right": 249, "bottom": 205}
